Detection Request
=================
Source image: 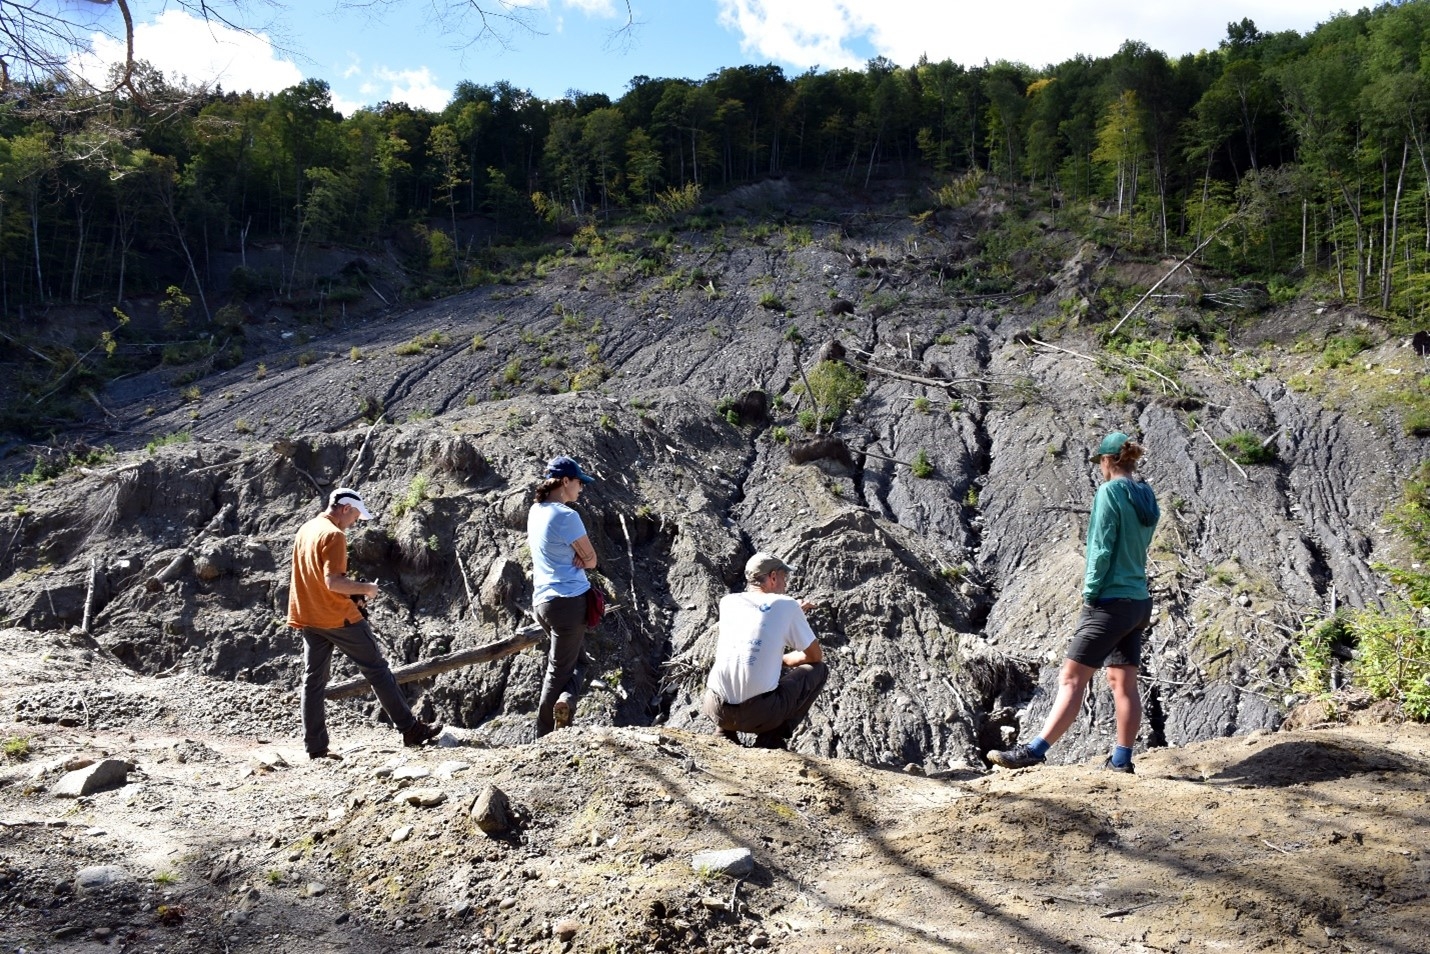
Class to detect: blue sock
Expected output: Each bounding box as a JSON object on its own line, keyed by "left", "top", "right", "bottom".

{"left": 1110, "top": 745, "right": 1133, "bottom": 767}
{"left": 1027, "top": 737, "right": 1050, "bottom": 757}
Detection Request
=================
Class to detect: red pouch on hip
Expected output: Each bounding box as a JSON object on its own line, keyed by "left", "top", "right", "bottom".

{"left": 585, "top": 586, "right": 607, "bottom": 628}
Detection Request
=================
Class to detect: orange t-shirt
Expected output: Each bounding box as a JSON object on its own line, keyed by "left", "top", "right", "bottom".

{"left": 287, "top": 514, "right": 359, "bottom": 630}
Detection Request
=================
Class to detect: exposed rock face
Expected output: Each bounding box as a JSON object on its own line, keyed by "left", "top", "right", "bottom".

{"left": 0, "top": 183, "right": 1424, "bottom": 771}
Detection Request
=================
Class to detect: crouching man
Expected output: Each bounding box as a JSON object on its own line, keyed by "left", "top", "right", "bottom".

{"left": 702, "top": 552, "right": 828, "bottom": 749}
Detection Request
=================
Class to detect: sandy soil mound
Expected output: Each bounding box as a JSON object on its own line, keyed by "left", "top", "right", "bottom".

{"left": 1, "top": 626, "right": 1426, "bottom": 953}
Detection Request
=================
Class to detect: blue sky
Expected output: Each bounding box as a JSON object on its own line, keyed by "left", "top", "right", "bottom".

{"left": 72, "top": 1, "right": 1338, "bottom": 115}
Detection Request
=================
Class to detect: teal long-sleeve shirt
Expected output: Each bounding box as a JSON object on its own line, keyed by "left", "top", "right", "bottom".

{"left": 1082, "top": 476, "right": 1160, "bottom": 603}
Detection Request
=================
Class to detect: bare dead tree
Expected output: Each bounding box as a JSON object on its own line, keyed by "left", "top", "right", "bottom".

{"left": 2, "top": 1, "right": 636, "bottom": 105}
{"left": 0, "top": 1, "right": 281, "bottom": 97}
{"left": 340, "top": 0, "right": 637, "bottom": 52}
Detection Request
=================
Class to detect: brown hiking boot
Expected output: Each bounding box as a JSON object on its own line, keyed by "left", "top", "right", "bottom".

{"left": 402, "top": 719, "right": 443, "bottom": 747}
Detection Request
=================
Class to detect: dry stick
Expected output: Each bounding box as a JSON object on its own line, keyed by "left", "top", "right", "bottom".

{"left": 88, "top": 391, "right": 116, "bottom": 418}
{"left": 1027, "top": 336, "right": 1183, "bottom": 395}
{"left": 1108, "top": 215, "right": 1239, "bottom": 337}
{"left": 1195, "top": 425, "right": 1249, "bottom": 481}
{"left": 144, "top": 503, "right": 236, "bottom": 591}
{"left": 793, "top": 346, "right": 823, "bottom": 435}
{"left": 843, "top": 356, "right": 957, "bottom": 394}
{"left": 0, "top": 515, "right": 25, "bottom": 570}
{"left": 324, "top": 624, "right": 545, "bottom": 700}
{"left": 859, "top": 448, "right": 917, "bottom": 468}
{"left": 946, "top": 286, "right": 1034, "bottom": 304}
{"left": 81, "top": 558, "right": 98, "bottom": 635}
{"left": 455, "top": 549, "right": 478, "bottom": 616}
{"left": 844, "top": 346, "right": 1003, "bottom": 390}
{"left": 270, "top": 447, "right": 324, "bottom": 495}
{"left": 342, "top": 415, "right": 385, "bottom": 486}
{"left": 617, "top": 512, "right": 639, "bottom": 608}
{"left": 77, "top": 461, "right": 145, "bottom": 483}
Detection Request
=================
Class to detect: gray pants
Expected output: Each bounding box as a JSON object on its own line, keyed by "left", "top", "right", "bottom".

{"left": 703, "top": 662, "right": 828, "bottom": 746}
{"left": 534, "top": 594, "right": 590, "bottom": 737}
{"left": 301, "top": 620, "right": 416, "bottom": 755}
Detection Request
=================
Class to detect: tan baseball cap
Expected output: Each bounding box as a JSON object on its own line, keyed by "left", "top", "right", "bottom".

{"left": 745, "top": 551, "right": 794, "bottom": 582}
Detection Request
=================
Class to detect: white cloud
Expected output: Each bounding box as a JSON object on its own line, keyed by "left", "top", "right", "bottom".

{"left": 372, "top": 66, "right": 453, "bottom": 112}
{"left": 564, "top": 0, "right": 618, "bottom": 16}
{"left": 716, "top": 1, "right": 1329, "bottom": 71}
{"left": 72, "top": 9, "right": 303, "bottom": 93}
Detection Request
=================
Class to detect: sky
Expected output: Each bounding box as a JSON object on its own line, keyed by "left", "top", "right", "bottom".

{"left": 68, "top": 1, "right": 1343, "bottom": 116}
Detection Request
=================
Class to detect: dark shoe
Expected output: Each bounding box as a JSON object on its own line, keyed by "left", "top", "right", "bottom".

{"left": 987, "top": 744, "right": 1046, "bottom": 769}
{"left": 716, "top": 729, "right": 740, "bottom": 744}
{"left": 752, "top": 733, "right": 788, "bottom": 750}
{"left": 309, "top": 750, "right": 342, "bottom": 762}
{"left": 553, "top": 699, "right": 573, "bottom": 730}
{"left": 1102, "top": 757, "right": 1135, "bottom": 774}
{"left": 402, "top": 719, "right": 443, "bottom": 747}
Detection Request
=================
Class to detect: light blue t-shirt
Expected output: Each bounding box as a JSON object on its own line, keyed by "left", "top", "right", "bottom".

{"left": 528, "top": 501, "right": 591, "bottom": 604}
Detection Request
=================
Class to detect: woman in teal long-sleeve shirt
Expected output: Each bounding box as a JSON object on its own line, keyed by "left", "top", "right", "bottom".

{"left": 989, "top": 432, "right": 1160, "bottom": 773}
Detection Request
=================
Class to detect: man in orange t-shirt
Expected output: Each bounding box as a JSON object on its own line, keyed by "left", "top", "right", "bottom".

{"left": 288, "top": 487, "right": 441, "bottom": 758}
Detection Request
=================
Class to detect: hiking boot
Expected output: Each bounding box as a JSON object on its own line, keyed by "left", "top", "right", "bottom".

{"left": 553, "top": 699, "right": 573, "bottom": 730}
{"left": 308, "top": 749, "right": 343, "bottom": 762}
{"left": 987, "top": 744, "right": 1046, "bottom": 769}
{"left": 402, "top": 719, "right": 443, "bottom": 747}
{"left": 715, "top": 728, "right": 741, "bottom": 744}
{"left": 752, "top": 732, "right": 789, "bottom": 750}
{"left": 1102, "top": 757, "right": 1135, "bottom": 774}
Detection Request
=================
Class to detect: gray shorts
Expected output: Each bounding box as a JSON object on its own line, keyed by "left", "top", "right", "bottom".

{"left": 1066, "top": 598, "right": 1153, "bottom": 668}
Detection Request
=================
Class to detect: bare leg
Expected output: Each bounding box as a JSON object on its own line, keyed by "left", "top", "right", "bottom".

{"left": 1034, "top": 658, "right": 1096, "bottom": 745}
{"left": 1106, "top": 664, "right": 1142, "bottom": 748}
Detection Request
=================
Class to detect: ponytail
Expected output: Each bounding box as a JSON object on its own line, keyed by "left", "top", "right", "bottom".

{"left": 533, "top": 476, "right": 565, "bottom": 503}
{"left": 1111, "top": 441, "right": 1145, "bottom": 471}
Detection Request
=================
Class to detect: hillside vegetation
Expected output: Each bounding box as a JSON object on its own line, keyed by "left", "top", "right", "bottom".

{"left": 5, "top": 3, "right": 1430, "bottom": 440}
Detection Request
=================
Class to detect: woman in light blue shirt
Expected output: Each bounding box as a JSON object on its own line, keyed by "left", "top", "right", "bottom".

{"left": 528, "top": 455, "right": 598, "bottom": 736}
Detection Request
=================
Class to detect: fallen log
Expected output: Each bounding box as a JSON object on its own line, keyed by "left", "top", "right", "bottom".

{"left": 324, "top": 624, "right": 544, "bottom": 700}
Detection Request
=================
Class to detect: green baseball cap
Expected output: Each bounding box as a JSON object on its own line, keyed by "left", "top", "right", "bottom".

{"left": 1090, "top": 432, "right": 1131, "bottom": 461}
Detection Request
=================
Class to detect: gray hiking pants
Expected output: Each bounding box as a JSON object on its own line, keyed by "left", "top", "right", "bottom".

{"left": 301, "top": 620, "right": 416, "bottom": 755}
{"left": 702, "top": 661, "right": 829, "bottom": 746}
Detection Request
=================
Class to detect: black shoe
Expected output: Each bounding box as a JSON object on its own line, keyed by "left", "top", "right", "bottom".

{"left": 752, "top": 733, "right": 789, "bottom": 750}
{"left": 1102, "top": 757, "right": 1135, "bottom": 774}
{"left": 309, "top": 750, "right": 342, "bottom": 762}
{"left": 987, "top": 744, "right": 1046, "bottom": 769}
{"left": 402, "top": 719, "right": 443, "bottom": 747}
{"left": 716, "top": 729, "right": 740, "bottom": 744}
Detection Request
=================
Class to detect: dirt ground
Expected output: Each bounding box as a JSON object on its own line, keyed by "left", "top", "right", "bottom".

{"left": 1, "top": 625, "right": 1427, "bottom": 954}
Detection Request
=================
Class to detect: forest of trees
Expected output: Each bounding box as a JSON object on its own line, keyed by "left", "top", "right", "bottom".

{"left": 2, "top": 1, "right": 1430, "bottom": 321}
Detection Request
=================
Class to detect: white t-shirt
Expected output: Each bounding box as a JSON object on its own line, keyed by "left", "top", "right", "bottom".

{"left": 706, "top": 592, "right": 817, "bottom": 704}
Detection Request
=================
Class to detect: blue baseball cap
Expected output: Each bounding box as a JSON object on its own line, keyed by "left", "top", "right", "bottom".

{"left": 544, "top": 455, "right": 595, "bottom": 483}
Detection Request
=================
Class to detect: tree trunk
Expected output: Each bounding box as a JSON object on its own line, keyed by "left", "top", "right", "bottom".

{"left": 324, "top": 626, "right": 544, "bottom": 700}
{"left": 29, "top": 194, "right": 44, "bottom": 304}
{"left": 1383, "top": 139, "right": 1408, "bottom": 311}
